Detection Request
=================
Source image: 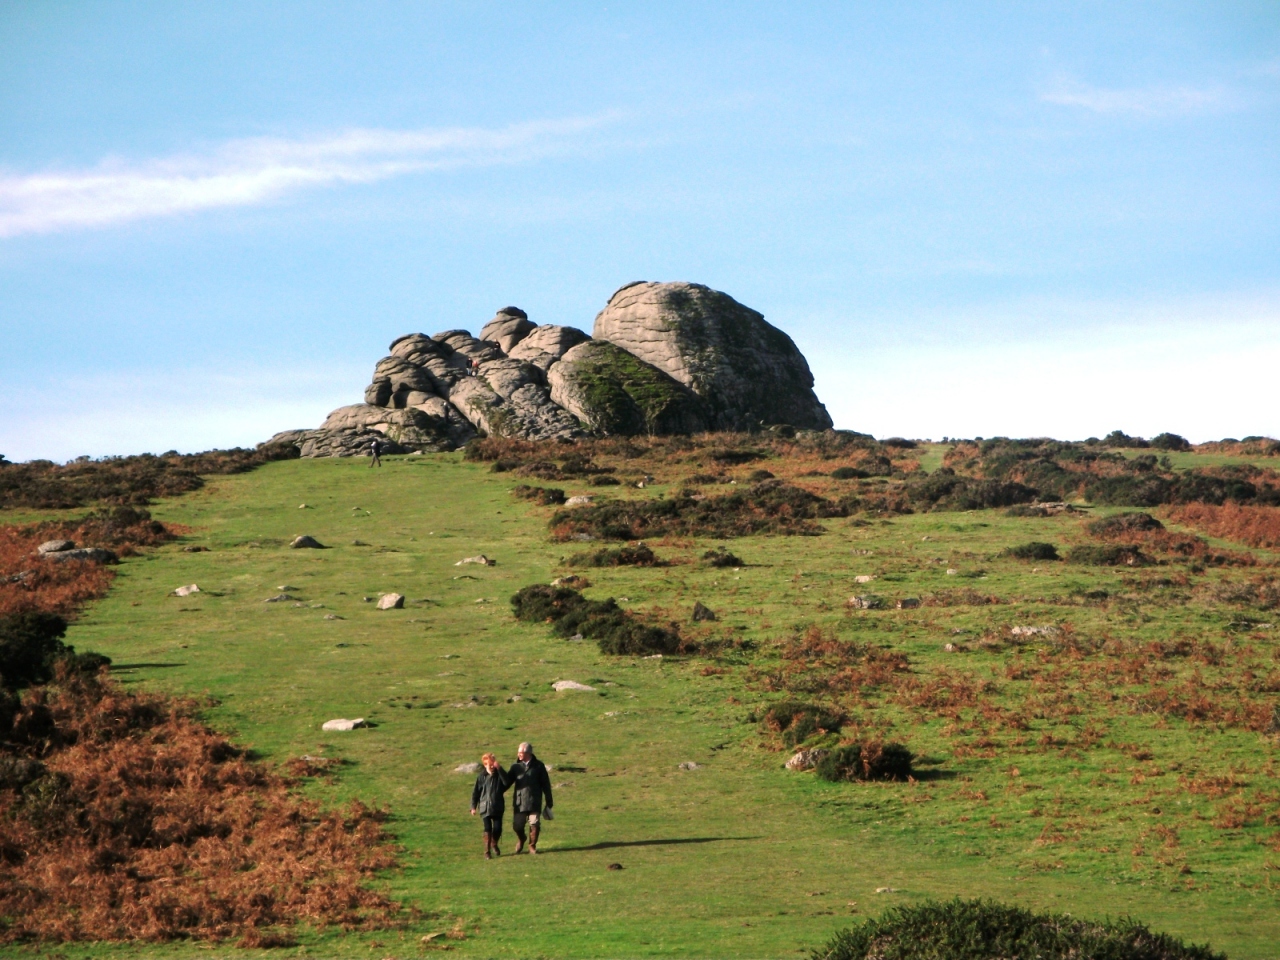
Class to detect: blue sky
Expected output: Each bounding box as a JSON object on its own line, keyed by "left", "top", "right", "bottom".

{"left": 1, "top": 2, "right": 1277, "bottom": 461}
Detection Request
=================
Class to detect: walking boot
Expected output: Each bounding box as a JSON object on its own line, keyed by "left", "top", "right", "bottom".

{"left": 492, "top": 837, "right": 501, "bottom": 857}
{"left": 529, "top": 824, "right": 540, "bottom": 855}
{"left": 483, "top": 832, "right": 492, "bottom": 860}
{"left": 514, "top": 831, "right": 526, "bottom": 855}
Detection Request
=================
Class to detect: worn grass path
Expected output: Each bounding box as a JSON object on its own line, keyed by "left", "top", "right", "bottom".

{"left": 22, "top": 454, "right": 1280, "bottom": 959}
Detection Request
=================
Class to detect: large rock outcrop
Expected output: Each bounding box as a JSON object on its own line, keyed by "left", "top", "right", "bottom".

{"left": 592, "top": 281, "right": 833, "bottom": 431}
{"left": 277, "top": 281, "right": 832, "bottom": 455}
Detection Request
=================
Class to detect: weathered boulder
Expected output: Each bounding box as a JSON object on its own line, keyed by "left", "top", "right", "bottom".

{"left": 290, "top": 535, "right": 325, "bottom": 549}
{"left": 306, "top": 403, "right": 463, "bottom": 454}
{"left": 547, "top": 340, "right": 708, "bottom": 436}
{"left": 37, "top": 540, "right": 75, "bottom": 555}
{"left": 376, "top": 593, "right": 404, "bottom": 610}
{"left": 43, "top": 547, "right": 117, "bottom": 564}
{"left": 508, "top": 324, "right": 591, "bottom": 371}
{"left": 592, "top": 281, "right": 833, "bottom": 431}
{"left": 479, "top": 307, "right": 536, "bottom": 353}
{"left": 450, "top": 357, "right": 584, "bottom": 441}
{"left": 321, "top": 718, "right": 368, "bottom": 731}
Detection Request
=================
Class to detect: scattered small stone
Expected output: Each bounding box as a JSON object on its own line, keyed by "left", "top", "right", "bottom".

{"left": 362, "top": 596, "right": 374, "bottom": 602}
{"left": 552, "top": 680, "right": 596, "bottom": 692}
{"left": 854, "top": 575, "right": 875, "bottom": 583}
{"left": 920, "top": 536, "right": 930, "bottom": 541}
{"left": 455, "top": 554, "right": 495, "bottom": 566}
{"left": 351, "top": 540, "right": 370, "bottom": 546}
{"left": 171, "top": 584, "right": 200, "bottom": 597}
{"left": 182, "top": 545, "right": 208, "bottom": 552}
{"left": 569, "top": 633, "right": 585, "bottom": 641}
{"left": 323, "top": 614, "right": 344, "bottom": 620}
{"left": 290, "top": 535, "right": 325, "bottom": 549}
{"left": 786, "top": 748, "right": 830, "bottom": 771}
{"left": 678, "top": 761, "right": 702, "bottom": 771}
{"left": 377, "top": 593, "right": 405, "bottom": 610}
{"left": 607, "top": 862, "right": 624, "bottom": 870}
{"left": 507, "top": 695, "right": 524, "bottom": 703}
{"left": 896, "top": 597, "right": 920, "bottom": 610}
{"left": 564, "top": 495, "right": 594, "bottom": 507}
{"left": 691, "top": 601, "right": 717, "bottom": 622}
{"left": 277, "top": 584, "right": 296, "bottom": 591}
{"left": 264, "top": 594, "right": 293, "bottom": 603}
{"left": 946, "top": 568, "right": 958, "bottom": 576}
{"left": 37, "top": 540, "right": 75, "bottom": 554}
{"left": 848, "top": 595, "right": 883, "bottom": 610}
{"left": 454, "top": 762, "right": 482, "bottom": 774}
{"left": 875, "top": 887, "right": 898, "bottom": 894}
{"left": 643, "top": 654, "right": 663, "bottom": 660}
{"left": 943, "top": 643, "right": 959, "bottom": 653}
{"left": 321, "top": 718, "right": 367, "bottom": 731}
{"left": 551, "top": 575, "right": 590, "bottom": 588}
{"left": 298, "top": 504, "right": 309, "bottom": 509}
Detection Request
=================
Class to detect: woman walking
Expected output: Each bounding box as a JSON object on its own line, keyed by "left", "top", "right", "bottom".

{"left": 469, "top": 752, "right": 510, "bottom": 859}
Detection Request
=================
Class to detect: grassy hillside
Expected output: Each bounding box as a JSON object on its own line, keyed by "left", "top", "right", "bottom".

{"left": 19, "top": 449, "right": 1280, "bottom": 958}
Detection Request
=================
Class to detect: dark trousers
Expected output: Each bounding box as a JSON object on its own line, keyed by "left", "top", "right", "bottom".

{"left": 482, "top": 815, "right": 502, "bottom": 840}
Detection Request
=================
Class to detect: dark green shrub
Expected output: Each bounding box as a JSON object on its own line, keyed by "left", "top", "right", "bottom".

{"left": 0, "top": 613, "right": 111, "bottom": 692}
{"left": 509, "top": 585, "right": 679, "bottom": 656}
{"left": 1087, "top": 512, "right": 1164, "bottom": 537}
{"left": 490, "top": 459, "right": 521, "bottom": 473}
{"left": 702, "top": 547, "right": 744, "bottom": 568}
{"left": 511, "top": 484, "right": 567, "bottom": 506}
{"left": 569, "top": 543, "right": 663, "bottom": 567}
{"left": 830, "top": 466, "right": 869, "bottom": 480}
{"left": 1005, "top": 505, "right": 1051, "bottom": 517}
{"left": 589, "top": 475, "right": 622, "bottom": 486}
{"left": 747, "top": 469, "right": 775, "bottom": 482}
{"left": 1068, "top": 545, "right": 1149, "bottom": 566}
{"left": 815, "top": 742, "right": 913, "bottom": 782}
{"left": 812, "top": 898, "right": 1224, "bottom": 960}
{"left": 1103, "top": 430, "right": 1150, "bottom": 449}
{"left": 1151, "top": 432, "right": 1192, "bottom": 452}
{"left": 762, "top": 701, "right": 843, "bottom": 747}
{"left": 881, "top": 438, "right": 917, "bottom": 449}
{"left": 1003, "top": 542, "right": 1059, "bottom": 561}
{"left": 707, "top": 448, "right": 767, "bottom": 465}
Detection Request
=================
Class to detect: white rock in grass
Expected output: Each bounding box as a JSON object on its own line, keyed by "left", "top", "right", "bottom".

{"left": 678, "top": 761, "right": 702, "bottom": 771}
{"left": 171, "top": 584, "right": 200, "bottom": 597}
{"left": 564, "top": 495, "right": 593, "bottom": 507}
{"left": 551, "top": 680, "right": 595, "bottom": 692}
{"left": 785, "top": 748, "right": 829, "bottom": 771}
{"left": 37, "top": 540, "right": 76, "bottom": 554}
{"left": 321, "top": 718, "right": 367, "bottom": 731}
{"left": 377, "top": 593, "right": 405, "bottom": 610}
{"left": 455, "top": 554, "right": 495, "bottom": 566}
{"left": 854, "top": 575, "right": 875, "bottom": 583}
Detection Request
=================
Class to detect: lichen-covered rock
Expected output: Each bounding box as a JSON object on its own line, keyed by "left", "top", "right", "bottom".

{"left": 508, "top": 324, "right": 591, "bottom": 371}
{"left": 479, "top": 307, "right": 536, "bottom": 353}
{"left": 450, "top": 357, "right": 584, "bottom": 441}
{"left": 592, "top": 281, "right": 832, "bottom": 431}
{"left": 547, "top": 340, "right": 708, "bottom": 436}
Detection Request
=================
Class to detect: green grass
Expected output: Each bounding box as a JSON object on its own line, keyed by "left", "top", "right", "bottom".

{"left": 13, "top": 454, "right": 1280, "bottom": 959}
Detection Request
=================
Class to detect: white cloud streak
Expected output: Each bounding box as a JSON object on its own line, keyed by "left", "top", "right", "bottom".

{"left": 0, "top": 115, "right": 616, "bottom": 238}
{"left": 1042, "top": 80, "right": 1228, "bottom": 116}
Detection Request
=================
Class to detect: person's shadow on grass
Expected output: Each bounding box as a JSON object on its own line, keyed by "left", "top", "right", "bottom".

{"left": 544, "top": 836, "right": 760, "bottom": 853}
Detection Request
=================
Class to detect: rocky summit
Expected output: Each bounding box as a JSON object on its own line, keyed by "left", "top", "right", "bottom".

{"left": 271, "top": 281, "right": 831, "bottom": 455}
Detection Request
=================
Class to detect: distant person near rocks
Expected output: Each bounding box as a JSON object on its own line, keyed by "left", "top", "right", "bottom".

{"left": 368, "top": 437, "right": 382, "bottom": 467}
{"left": 469, "top": 752, "right": 511, "bottom": 860}
{"left": 509, "top": 741, "right": 553, "bottom": 854}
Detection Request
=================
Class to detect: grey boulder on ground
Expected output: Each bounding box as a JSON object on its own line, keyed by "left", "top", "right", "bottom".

{"left": 321, "top": 718, "right": 368, "bottom": 731}
{"left": 37, "top": 540, "right": 76, "bottom": 555}
{"left": 547, "top": 340, "right": 708, "bottom": 436}
{"left": 290, "top": 536, "right": 325, "bottom": 549}
{"left": 691, "top": 601, "right": 717, "bottom": 622}
{"left": 376, "top": 593, "right": 405, "bottom": 610}
{"left": 592, "top": 281, "right": 833, "bottom": 431}
{"left": 44, "top": 547, "right": 117, "bottom": 564}
{"left": 785, "top": 748, "right": 830, "bottom": 771}
{"left": 171, "top": 584, "right": 200, "bottom": 597}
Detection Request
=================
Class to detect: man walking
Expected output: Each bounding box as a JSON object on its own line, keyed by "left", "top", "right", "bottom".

{"left": 368, "top": 436, "right": 382, "bottom": 467}
{"left": 509, "top": 741, "right": 553, "bottom": 854}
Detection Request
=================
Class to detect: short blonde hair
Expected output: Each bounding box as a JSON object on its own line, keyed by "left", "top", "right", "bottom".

{"left": 481, "top": 752, "right": 496, "bottom": 765}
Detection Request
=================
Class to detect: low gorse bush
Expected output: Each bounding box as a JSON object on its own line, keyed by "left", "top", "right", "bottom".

{"left": 761, "top": 700, "right": 844, "bottom": 748}
{"left": 1002, "top": 542, "right": 1059, "bottom": 561}
{"left": 510, "top": 584, "right": 679, "bottom": 656}
{"left": 814, "top": 742, "right": 913, "bottom": 782}
{"left": 568, "top": 543, "right": 664, "bottom": 567}
{"left": 812, "top": 898, "right": 1224, "bottom": 960}
{"left": 512, "top": 484, "right": 567, "bottom": 506}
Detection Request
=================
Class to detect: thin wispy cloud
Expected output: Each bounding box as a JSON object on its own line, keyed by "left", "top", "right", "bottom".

{"left": 1042, "top": 79, "right": 1228, "bottom": 117}
{"left": 0, "top": 115, "right": 616, "bottom": 238}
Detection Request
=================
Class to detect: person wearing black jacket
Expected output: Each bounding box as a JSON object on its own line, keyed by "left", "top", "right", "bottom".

{"left": 509, "top": 741, "right": 553, "bottom": 854}
{"left": 469, "top": 753, "right": 510, "bottom": 859}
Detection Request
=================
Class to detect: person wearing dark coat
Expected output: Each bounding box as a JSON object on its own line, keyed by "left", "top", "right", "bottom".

{"left": 508, "top": 741, "right": 553, "bottom": 854}
{"left": 469, "top": 753, "right": 510, "bottom": 859}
